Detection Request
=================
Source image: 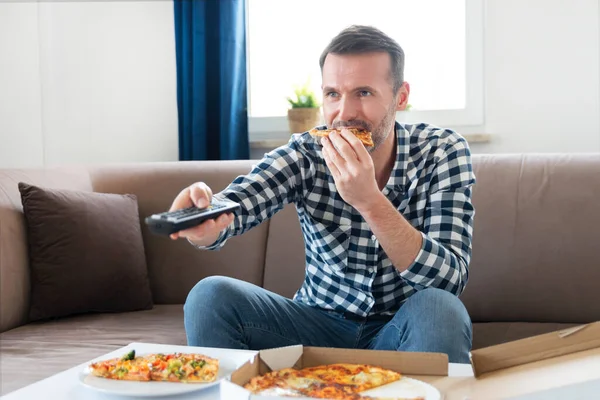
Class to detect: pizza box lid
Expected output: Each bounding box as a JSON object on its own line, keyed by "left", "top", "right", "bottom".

{"left": 397, "top": 347, "right": 600, "bottom": 399}
{"left": 415, "top": 321, "right": 600, "bottom": 399}
{"left": 469, "top": 321, "right": 600, "bottom": 377}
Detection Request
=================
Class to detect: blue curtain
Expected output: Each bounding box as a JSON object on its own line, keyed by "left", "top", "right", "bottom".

{"left": 174, "top": 0, "right": 249, "bottom": 160}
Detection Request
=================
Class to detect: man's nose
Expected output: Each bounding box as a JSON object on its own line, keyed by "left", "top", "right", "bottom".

{"left": 337, "top": 96, "right": 358, "bottom": 122}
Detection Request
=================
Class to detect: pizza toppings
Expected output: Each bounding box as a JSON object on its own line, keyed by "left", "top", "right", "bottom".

{"left": 244, "top": 362, "right": 408, "bottom": 399}
{"left": 88, "top": 350, "right": 219, "bottom": 383}
{"left": 121, "top": 350, "right": 135, "bottom": 361}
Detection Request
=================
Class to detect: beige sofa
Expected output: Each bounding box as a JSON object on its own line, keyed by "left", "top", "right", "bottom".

{"left": 1, "top": 153, "right": 599, "bottom": 395}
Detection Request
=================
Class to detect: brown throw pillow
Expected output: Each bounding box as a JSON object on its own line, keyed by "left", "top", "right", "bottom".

{"left": 18, "top": 182, "right": 153, "bottom": 321}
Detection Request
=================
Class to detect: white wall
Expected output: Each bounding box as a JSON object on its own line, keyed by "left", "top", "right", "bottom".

{"left": 1, "top": 1, "right": 599, "bottom": 168}
{"left": 472, "top": 0, "right": 600, "bottom": 154}
{"left": 0, "top": 3, "right": 45, "bottom": 168}
{"left": 0, "top": 1, "right": 178, "bottom": 168}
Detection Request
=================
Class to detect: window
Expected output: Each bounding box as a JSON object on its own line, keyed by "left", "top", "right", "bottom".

{"left": 246, "top": 0, "right": 483, "bottom": 139}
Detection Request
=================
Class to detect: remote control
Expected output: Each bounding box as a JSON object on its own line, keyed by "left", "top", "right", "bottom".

{"left": 145, "top": 199, "right": 241, "bottom": 236}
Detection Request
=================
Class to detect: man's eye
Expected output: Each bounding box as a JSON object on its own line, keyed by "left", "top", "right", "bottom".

{"left": 359, "top": 90, "right": 372, "bottom": 97}
{"left": 326, "top": 92, "right": 339, "bottom": 98}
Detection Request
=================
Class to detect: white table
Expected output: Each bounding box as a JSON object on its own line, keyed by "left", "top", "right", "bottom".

{"left": 0, "top": 342, "right": 257, "bottom": 400}
{"left": 0, "top": 342, "right": 474, "bottom": 400}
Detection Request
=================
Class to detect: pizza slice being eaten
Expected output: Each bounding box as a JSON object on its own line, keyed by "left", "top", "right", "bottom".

{"left": 309, "top": 127, "right": 375, "bottom": 147}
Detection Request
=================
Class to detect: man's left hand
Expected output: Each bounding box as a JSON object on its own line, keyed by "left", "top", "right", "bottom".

{"left": 321, "top": 129, "right": 379, "bottom": 212}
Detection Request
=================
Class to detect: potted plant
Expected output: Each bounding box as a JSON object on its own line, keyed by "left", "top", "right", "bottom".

{"left": 286, "top": 81, "right": 322, "bottom": 134}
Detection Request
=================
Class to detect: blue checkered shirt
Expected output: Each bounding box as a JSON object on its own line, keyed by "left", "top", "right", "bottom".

{"left": 201, "top": 122, "right": 476, "bottom": 318}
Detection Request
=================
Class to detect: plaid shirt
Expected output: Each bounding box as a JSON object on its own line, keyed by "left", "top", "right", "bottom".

{"left": 201, "top": 122, "right": 476, "bottom": 318}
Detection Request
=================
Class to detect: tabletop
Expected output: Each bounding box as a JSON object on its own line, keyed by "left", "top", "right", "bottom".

{"left": 0, "top": 342, "right": 474, "bottom": 400}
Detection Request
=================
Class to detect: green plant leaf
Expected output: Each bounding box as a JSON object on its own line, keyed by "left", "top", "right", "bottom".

{"left": 286, "top": 79, "right": 320, "bottom": 108}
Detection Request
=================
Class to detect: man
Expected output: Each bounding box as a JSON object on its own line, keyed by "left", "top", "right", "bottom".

{"left": 170, "top": 25, "right": 476, "bottom": 363}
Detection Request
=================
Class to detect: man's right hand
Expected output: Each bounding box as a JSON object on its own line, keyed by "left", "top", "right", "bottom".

{"left": 168, "top": 182, "right": 235, "bottom": 246}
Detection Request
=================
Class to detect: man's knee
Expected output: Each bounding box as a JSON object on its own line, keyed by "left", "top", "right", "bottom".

{"left": 399, "top": 288, "right": 472, "bottom": 362}
{"left": 404, "top": 288, "right": 470, "bottom": 324}
{"left": 184, "top": 275, "right": 241, "bottom": 316}
{"left": 184, "top": 276, "right": 249, "bottom": 348}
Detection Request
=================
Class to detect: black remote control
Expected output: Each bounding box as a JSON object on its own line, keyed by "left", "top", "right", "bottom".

{"left": 145, "top": 199, "right": 241, "bottom": 236}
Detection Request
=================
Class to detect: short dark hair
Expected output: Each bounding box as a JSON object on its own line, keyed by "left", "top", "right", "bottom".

{"left": 319, "top": 25, "right": 405, "bottom": 93}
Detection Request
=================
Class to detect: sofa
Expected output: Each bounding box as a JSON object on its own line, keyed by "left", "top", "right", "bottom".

{"left": 1, "top": 153, "right": 599, "bottom": 395}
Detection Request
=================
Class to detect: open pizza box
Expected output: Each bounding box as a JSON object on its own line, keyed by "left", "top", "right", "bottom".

{"left": 224, "top": 322, "right": 600, "bottom": 399}
{"left": 228, "top": 345, "right": 449, "bottom": 399}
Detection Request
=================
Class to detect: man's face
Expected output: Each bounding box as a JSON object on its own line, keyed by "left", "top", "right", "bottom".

{"left": 321, "top": 52, "right": 409, "bottom": 152}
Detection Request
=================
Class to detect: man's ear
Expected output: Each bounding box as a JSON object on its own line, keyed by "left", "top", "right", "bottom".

{"left": 396, "top": 82, "right": 410, "bottom": 111}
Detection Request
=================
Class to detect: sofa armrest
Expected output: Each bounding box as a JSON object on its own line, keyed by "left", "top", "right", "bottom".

{"left": 0, "top": 168, "right": 92, "bottom": 332}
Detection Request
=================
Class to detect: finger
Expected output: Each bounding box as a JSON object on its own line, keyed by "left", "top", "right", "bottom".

{"left": 177, "top": 218, "right": 217, "bottom": 239}
{"left": 330, "top": 130, "right": 359, "bottom": 163}
{"left": 322, "top": 136, "right": 345, "bottom": 168}
{"left": 340, "top": 128, "right": 368, "bottom": 162}
{"left": 190, "top": 182, "right": 213, "bottom": 208}
{"left": 216, "top": 213, "right": 234, "bottom": 230}
{"left": 169, "top": 187, "right": 194, "bottom": 212}
{"left": 176, "top": 212, "right": 233, "bottom": 240}
{"left": 322, "top": 139, "right": 342, "bottom": 179}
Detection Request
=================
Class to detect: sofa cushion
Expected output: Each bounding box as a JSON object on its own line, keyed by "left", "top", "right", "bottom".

{"left": 88, "top": 160, "right": 271, "bottom": 304}
{"left": 18, "top": 182, "right": 153, "bottom": 321}
{"left": 0, "top": 305, "right": 186, "bottom": 395}
{"left": 461, "top": 154, "right": 600, "bottom": 324}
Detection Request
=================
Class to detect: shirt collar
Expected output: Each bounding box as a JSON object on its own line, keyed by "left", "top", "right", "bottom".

{"left": 385, "top": 121, "right": 408, "bottom": 193}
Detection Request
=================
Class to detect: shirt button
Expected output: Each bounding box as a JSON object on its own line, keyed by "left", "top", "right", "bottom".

{"left": 383, "top": 188, "right": 390, "bottom": 195}
{"left": 368, "top": 268, "right": 374, "bottom": 273}
{"left": 371, "top": 234, "right": 377, "bottom": 241}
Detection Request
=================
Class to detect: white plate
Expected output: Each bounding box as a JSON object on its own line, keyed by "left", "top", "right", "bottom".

{"left": 359, "top": 376, "right": 441, "bottom": 400}
{"left": 78, "top": 354, "right": 237, "bottom": 397}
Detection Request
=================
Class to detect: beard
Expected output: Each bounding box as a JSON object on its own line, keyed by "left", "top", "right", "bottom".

{"left": 331, "top": 102, "right": 397, "bottom": 153}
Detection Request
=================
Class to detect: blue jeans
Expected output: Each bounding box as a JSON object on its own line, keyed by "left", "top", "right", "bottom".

{"left": 183, "top": 276, "right": 472, "bottom": 363}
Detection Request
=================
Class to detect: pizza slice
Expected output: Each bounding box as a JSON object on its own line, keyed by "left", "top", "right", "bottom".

{"left": 309, "top": 127, "right": 375, "bottom": 147}
{"left": 243, "top": 367, "right": 318, "bottom": 395}
{"left": 88, "top": 350, "right": 219, "bottom": 383}
{"left": 89, "top": 350, "right": 151, "bottom": 381}
{"left": 300, "top": 363, "right": 401, "bottom": 392}
{"left": 147, "top": 352, "right": 219, "bottom": 383}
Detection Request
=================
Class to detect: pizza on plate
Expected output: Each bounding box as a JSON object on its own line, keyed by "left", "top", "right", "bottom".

{"left": 244, "top": 362, "right": 423, "bottom": 399}
{"left": 309, "top": 127, "right": 375, "bottom": 147}
{"left": 88, "top": 349, "right": 219, "bottom": 383}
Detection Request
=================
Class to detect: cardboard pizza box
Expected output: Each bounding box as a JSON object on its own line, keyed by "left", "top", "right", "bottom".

{"left": 227, "top": 322, "right": 600, "bottom": 399}
{"left": 417, "top": 321, "right": 600, "bottom": 399}
{"left": 461, "top": 321, "right": 600, "bottom": 399}
{"left": 469, "top": 321, "right": 600, "bottom": 377}
{"left": 229, "top": 345, "right": 449, "bottom": 399}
